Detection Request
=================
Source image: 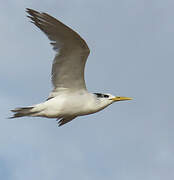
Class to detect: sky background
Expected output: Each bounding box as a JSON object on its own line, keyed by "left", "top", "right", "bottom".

{"left": 0, "top": 0, "right": 174, "bottom": 179}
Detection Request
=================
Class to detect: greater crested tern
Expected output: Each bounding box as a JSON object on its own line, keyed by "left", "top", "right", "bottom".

{"left": 11, "top": 8, "right": 132, "bottom": 126}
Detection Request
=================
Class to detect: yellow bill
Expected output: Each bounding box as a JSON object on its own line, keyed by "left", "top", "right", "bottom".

{"left": 111, "top": 96, "right": 133, "bottom": 102}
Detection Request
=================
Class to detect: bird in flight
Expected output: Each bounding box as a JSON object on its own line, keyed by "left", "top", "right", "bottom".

{"left": 11, "top": 8, "right": 132, "bottom": 126}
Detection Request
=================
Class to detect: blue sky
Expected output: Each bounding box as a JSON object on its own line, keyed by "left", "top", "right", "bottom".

{"left": 0, "top": 0, "right": 174, "bottom": 179}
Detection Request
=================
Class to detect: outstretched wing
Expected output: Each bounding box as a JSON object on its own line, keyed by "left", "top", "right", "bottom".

{"left": 26, "top": 8, "right": 90, "bottom": 95}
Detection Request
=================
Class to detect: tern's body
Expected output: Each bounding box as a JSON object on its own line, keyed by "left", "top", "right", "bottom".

{"left": 31, "top": 91, "right": 112, "bottom": 118}
{"left": 11, "top": 9, "right": 132, "bottom": 126}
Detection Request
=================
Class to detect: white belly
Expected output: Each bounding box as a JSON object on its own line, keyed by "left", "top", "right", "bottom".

{"left": 40, "top": 92, "right": 99, "bottom": 118}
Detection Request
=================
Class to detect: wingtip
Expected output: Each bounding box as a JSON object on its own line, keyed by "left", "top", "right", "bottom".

{"left": 10, "top": 109, "right": 16, "bottom": 112}
{"left": 8, "top": 116, "right": 15, "bottom": 119}
{"left": 26, "top": 8, "right": 36, "bottom": 13}
{"left": 26, "top": 8, "right": 33, "bottom": 14}
{"left": 26, "top": 8, "right": 40, "bottom": 17}
{"left": 25, "top": 8, "right": 29, "bottom": 12}
{"left": 8, "top": 117, "right": 13, "bottom": 119}
{"left": 57, "top": 121, "right": 63, "bottom": 127}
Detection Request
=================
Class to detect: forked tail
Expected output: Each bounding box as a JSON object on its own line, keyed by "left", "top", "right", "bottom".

{"left": 10, "top": 107, "right": 36, "bottom": 118}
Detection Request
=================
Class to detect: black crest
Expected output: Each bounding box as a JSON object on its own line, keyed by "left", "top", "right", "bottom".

{"left": 94, "top": 93, "right": 109, "bottom": 98}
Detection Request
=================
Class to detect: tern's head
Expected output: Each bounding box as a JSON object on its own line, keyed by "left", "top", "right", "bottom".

{"left": 94, "top": 93, "right": 132, "bottom": 107}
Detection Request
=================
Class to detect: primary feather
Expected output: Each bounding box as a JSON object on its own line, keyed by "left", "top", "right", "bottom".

{"left": 27, "top": 8, "right": 90, "bottom": 95}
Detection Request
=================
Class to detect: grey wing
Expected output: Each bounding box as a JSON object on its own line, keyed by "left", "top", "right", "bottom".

{"left": 26, "top": 9, "right": 90, "bottom": 94}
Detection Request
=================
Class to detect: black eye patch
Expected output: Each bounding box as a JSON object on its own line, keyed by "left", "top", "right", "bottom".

{"left": 94, "top": 93, "right": 109, "bottom": 98}
{"left": 94, "top": 93, "right": 102, "bottom": 98}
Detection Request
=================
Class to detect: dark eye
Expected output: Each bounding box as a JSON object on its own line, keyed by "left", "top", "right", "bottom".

{"left": 104, "top": 94, "right": 109, "bottom": 98}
